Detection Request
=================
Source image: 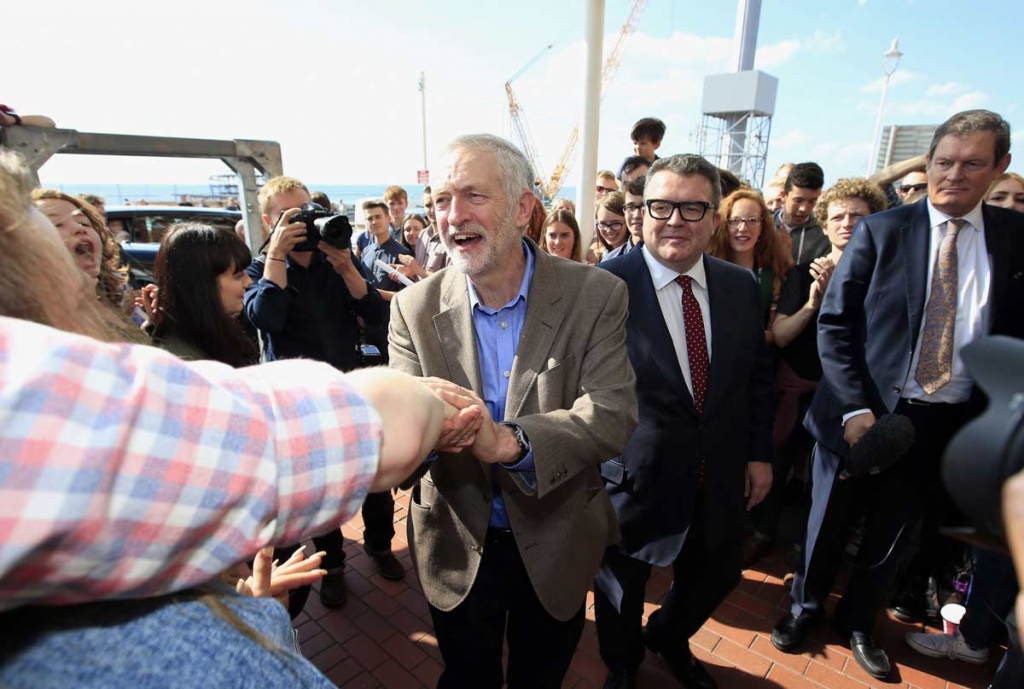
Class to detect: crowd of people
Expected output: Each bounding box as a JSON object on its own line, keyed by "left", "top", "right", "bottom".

{"left": 1, "top": 106, "right": 1024, "bottom": 689}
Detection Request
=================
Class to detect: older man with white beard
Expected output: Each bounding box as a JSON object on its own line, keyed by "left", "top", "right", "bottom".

{"left": 388, "top": 133, "right": 638, "bottom": 689}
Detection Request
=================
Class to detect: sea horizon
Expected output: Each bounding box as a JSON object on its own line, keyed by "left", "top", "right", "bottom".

{"left": 44, "top": 182, "right": 579, "bottom": 206}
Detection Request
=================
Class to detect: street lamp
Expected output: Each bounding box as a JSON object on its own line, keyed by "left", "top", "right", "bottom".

{"left": 866, "top": 37, "right": 904, "bottom": 176}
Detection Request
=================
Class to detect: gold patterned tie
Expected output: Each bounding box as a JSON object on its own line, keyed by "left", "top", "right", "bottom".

{"left": 915, "top": 218, "right": 966, "bottom": 394}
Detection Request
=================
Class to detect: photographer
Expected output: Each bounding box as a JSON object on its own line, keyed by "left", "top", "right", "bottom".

{"left": 243, "top": 177, "right": 404, "bottom": 614}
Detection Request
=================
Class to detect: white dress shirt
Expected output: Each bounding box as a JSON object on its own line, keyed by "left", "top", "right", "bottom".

{"left": 844, "top": 199, "right": 991, "bottom": 424}
{"left": 900, "top": 199, "right": 991, "bottom": 403}
{"left": 641, "top": 246, "right": 712, "bottom": 401}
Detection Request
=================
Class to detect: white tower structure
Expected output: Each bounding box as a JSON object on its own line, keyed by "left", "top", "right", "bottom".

{"left": 697, "top": 0, "right": 778, "bottom": 188}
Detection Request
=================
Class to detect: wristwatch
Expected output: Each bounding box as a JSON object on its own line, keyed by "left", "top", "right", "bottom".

{"left": 501, "top": 422, "right": 530, "bottom": 463}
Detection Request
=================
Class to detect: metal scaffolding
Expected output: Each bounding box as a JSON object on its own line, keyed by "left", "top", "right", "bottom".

{"left": 697, "top": 111, "right": 773, "bottom": 190}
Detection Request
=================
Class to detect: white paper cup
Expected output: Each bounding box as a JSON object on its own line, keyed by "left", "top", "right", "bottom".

{"left": 941, "top": 603, "right": 967, "bottom": 635}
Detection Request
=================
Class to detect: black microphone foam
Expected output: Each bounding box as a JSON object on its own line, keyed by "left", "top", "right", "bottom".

{"left": 847, "top": 413, "right": 916, "bottom": 477}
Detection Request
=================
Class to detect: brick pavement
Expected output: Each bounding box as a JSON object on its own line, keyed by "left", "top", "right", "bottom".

{"left": 294, "top": 489, "right": 999, "bottom": 689}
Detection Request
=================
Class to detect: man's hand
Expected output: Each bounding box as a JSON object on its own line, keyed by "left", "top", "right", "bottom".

{"left": 236, "top": 545, "right": 327, "bottom": 608}
{"left": 806, "top": 257, "right": 835, "bottom": 310}
{"left": 321, "top": 243, "right": 359, "bottom": 277}
{"left": 844, "top": 411, "right": 876, "bottom": 447}
{"left": 266, "top": 207, "right": 307, "bottom": 259}
{"left": 421, "top": 377, "right": 483, "bottom": 452}
{"left": 745, "top": 461, "right": 773, "bottom": 511}
{"left": 426, "top": 378, "right": 521, "bottom": 464}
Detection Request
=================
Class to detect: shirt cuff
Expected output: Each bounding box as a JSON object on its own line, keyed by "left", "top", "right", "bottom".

{"left": 502, "top": 447, "right": 534, "bottom": 473}
{"left": 842, "top": 408, "right": 873, "bottom": 425}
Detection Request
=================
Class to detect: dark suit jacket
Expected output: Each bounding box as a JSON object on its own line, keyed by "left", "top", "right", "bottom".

{"left": 389, "top": 244, "right": 638, "bottom": 621}
{"left": 599, "top": 250, "right": 775, "bottom": 567}
{"left": 806, "top": 201, "right": 1024, "bottom": 456}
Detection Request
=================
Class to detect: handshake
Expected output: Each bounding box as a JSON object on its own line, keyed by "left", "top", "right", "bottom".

{"left": 423, "top": 377, "right": 527, "bottom": 466}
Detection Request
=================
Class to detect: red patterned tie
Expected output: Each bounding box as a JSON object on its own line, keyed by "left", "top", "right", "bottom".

{"left": 676, "top": 275, "right": 709, "bottom": 415}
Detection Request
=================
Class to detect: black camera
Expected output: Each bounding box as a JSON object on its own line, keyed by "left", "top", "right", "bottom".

{"left": 282, "top": 202, "right": 353, "bottom": 252}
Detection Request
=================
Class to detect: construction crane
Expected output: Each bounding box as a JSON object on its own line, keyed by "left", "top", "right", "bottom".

{"left": 505, "top": 45, "right": 554, "bottom": 190}
{"left": 505, "top": 0, "right": 647, "bottom": 202}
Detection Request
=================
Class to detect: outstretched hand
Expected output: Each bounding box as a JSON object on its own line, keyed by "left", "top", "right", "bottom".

{"left": 236, "top": 545, "right": 327, "bottom": 608}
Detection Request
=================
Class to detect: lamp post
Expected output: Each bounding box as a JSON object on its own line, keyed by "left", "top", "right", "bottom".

{"left": 866, "top": 37, "right": 903, "bottom": 176}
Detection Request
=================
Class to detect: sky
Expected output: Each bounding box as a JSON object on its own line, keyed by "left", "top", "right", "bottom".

{"left": 6, "top": 0, "right": 1022, "bottom": 191}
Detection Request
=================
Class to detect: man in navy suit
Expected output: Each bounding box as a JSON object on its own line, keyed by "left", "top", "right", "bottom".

{"left": 772, "top": 110, "right": 1024, "bottom": 679}
{"left": 595, "top": 154, "right": 776, "bottom": 689}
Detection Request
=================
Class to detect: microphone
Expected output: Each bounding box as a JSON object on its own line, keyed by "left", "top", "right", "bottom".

{"left": 844, "top": 413, "right": 916, "bottom": 478}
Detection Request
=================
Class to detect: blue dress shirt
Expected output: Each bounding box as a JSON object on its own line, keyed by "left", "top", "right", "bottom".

{"left": 466, "top": 240, "right": 537, "bottom": 528}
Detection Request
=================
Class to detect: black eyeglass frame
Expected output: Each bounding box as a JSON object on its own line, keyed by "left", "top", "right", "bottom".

{"left": 645, "top": 199, "right": 715, "bottom": 222}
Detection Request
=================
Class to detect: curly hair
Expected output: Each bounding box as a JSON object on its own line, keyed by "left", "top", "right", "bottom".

{"left": 0, "top": 152, "right": 113, "bottom": 339}
{"left": 31, "top": 188, "right": 128, "bottom": 309}
{"left": 812, "top": 178, "right": 888, "bottom": 228}
{"left": 709, "top": 189, "right": 793, "bottom": 299}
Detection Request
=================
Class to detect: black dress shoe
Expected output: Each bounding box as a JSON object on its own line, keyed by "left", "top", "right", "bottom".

{"left": 363, "top": 544, "right": 406, "bottom": 581}
{"left": 888, "top": 588, "right": 926, "bottom": 623}
{"left": 643, "top": 629, "right": 717, "bottom": 689}
{"left": 771, "top": 610, "right": 819, "bottom": 652}
{"left": 318, "top": 567, "right": 348, "bottom": 608}
{"left": 848, "top": 631, "right": 891, "bottom": 679}
{"left": 602, "top": 667, "right": 637, "bottom": 689}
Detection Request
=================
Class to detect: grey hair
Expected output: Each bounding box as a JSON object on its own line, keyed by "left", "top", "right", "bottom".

{"left": 646, "top": 154, "right": 722, "bottom": 207}
{"left": 928, "top": 110, "right": 1011, "bottom": 164}
{"left": 443, "top": 134, "right": 535, "bottom": 212}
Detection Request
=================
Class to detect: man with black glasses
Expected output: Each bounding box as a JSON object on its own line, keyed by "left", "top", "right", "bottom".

{"left": 595, "top": 154, "right": 775, "bottom": 689}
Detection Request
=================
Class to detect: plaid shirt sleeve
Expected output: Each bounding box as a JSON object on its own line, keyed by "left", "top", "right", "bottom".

{"left": 0, "top": 316, "right": 382, "bottom": 610}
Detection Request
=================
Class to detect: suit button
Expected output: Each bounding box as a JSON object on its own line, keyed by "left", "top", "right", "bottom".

{"left": 893, "top": 386, "right": 902, "bottom": 393}
{"left": 483, "top": 493, "right": 491, "bottom": 503}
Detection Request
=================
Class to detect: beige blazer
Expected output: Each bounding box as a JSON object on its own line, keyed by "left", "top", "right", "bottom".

{"left": 389, "top": 245, "right": 638, "bottom": 621}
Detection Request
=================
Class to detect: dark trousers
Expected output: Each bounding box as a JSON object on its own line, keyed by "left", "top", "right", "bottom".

{"left": 791, "top": 400, "right": 971, "bottom": 632}
{"left": 960, "top": 548, "right": 1018, "bottom": 648}
{"left": 751, "top": 390, "right": 815, "bottom": 540}
{"left": 429, "top": 529, "right": 585, "bottom": 689}
{"left": 594, "top": 505, "right": 741, "bottom": 672}
{"left": 277, "top": 490, "right": 395, "bottom": 617}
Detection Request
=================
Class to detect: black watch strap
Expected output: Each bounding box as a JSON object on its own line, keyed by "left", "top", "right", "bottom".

{"left": 502, "top": 422, "right": 530, "bottom": 461}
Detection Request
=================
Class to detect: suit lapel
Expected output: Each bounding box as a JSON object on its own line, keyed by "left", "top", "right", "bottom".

{"left": 902, "top": 202, "right": 931, "bottom": 346}
{"left": 507, "top": 248, "right": 565, "bottom": 420}
{"left": 982, "top": 204, "right": 1008, "bottom": 333}
{"left": 703, "top": 256, "right": 732, "bottom": 416}
{"left": 433, "top": 271, "right": 484, "bottom": 395}
{"left": 625, "top": 249, "right": 697, "bottom": 416}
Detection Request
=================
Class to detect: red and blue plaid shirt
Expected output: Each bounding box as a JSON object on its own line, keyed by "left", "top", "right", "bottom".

{"left": 0, "top": 316, "right": 382, "bottom": 610}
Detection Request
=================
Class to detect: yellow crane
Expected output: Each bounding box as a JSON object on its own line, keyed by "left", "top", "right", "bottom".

{"left": 505, "top": 0, "right": 647, "bottom": 201}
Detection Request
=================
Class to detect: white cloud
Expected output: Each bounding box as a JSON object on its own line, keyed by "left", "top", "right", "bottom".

{"left": 926, "top": 82, "right": 966, "bottom": 97}
{"left": 756, "top": 40, "right": 802, "bottom": 68}
{"left": 952, "top": 91, "right": 990, "bottom": 109}
{"left": 858, "top": 0, "right": 868, "bottom": 6}
{"left": 773, "top": 130, "right": 810, "bottom": 149}
{"left": 860, "top": 70, "right": 920, "bottom": 94}
{"left": 805, "top": 30, "right": 846, "bottom": 54}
